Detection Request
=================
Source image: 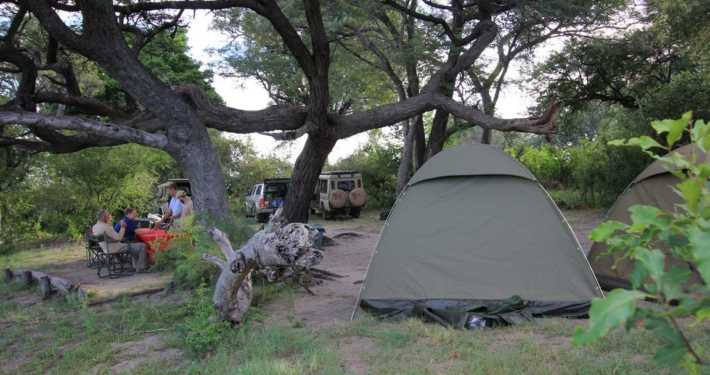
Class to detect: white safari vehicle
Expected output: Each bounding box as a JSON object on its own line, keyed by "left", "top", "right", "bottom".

{"left": 310, "top": 171, "right": 367, "bottom": 219}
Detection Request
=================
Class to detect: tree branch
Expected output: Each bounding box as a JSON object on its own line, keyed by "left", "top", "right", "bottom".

{"left": 202, "top": 254, "right": 225, "bottom": 270}
{"left": 0, "top": 112, "right": 169, "bottom": 148}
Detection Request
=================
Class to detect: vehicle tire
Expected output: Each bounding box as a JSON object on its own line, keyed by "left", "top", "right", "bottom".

{"left": 310, "top": 208, "right": 316, "bottom": 214}
{"left": 321, "top": 204, "right": 330, "bottom": 220}
{"left": 256, "top": 213, "right": 267, "bottom": 223}
{"left": 350, "top": 208, "right": 361, "bottom": 218}
{"left": 328, "top": 189, "right": 347, "bottom": 208}
{"left": 349, "top": 188, "right": 367, "bottom": 207}
{"left": 245, "top": 204, "right": 252, "bottom": 218}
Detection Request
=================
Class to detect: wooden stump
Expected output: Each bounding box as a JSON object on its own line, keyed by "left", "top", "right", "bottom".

{"left": 22, "top": 270, "right": 33, "bottom": 286}
{"left": 39, "top": 276, "right": 51, "bottom": 299}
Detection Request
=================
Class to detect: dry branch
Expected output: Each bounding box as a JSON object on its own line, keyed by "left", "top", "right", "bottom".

{"left": 309, "top": 267, "right": 344, "bottom": 278}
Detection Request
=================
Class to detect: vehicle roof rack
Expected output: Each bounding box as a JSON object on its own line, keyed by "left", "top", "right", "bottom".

{"left": 320, "top": 170, "right": 359, "bottom": 175}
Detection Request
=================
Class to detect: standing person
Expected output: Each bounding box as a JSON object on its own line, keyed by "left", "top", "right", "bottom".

{"left": 177, "top": 190, "right": 193, "bottom": 219}
{"left": 92, "top": 209, "right": 149, "bottom": 272}
{"left": 156, "top": 182, "right": 183, "bottom": 227}
{"left": 114, "top": 207, "right": 154, "bottom": 241}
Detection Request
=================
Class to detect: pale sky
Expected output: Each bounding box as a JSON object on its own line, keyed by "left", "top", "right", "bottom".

{"left": 184, "top": 12, "right": 537, "bottom": 163}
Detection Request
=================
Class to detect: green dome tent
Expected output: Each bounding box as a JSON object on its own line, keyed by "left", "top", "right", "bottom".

{"left": 587, "top": 144, "right": 706, "bottom": 290}
{"left": 353, "top": 145, "right": 603, "bottom": 326}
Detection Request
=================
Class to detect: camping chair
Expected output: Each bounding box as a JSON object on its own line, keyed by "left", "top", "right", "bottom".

{"left": 90, "top": 234, "right": 135, "bottom": 279}
{"left": 84, "top": 227, "right": 102, "bottom": 269}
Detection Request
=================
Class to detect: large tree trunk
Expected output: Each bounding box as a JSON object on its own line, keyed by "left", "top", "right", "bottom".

{"left": 481, "top": 128, "right": 492, "bottom": 144}
{"left": 425, "top": 109, "right": 451, "bottom": 161}
{"left": 283, "top": 134, "right": 337, "bottom": 223}
{"left": 396, "top": 117, "right": 419, "bottom": 195}
{"left": 205, "top": 208, "right": 323, "bottom": 323}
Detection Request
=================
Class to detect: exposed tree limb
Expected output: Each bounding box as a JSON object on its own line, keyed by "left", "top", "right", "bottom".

{"left": 0, "top": 112, "right": 169, "bottom": 148}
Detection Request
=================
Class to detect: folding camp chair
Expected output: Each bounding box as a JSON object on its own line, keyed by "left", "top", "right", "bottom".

{"left": 90, "top": 234, "right": 135, "bottom": 279}
{"left": 84, "top": 227, "right": 102, "bottom": 269}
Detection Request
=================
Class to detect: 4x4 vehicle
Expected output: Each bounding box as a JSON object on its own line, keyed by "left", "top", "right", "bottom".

{"left": 154, "top": 178, "right": 191, "bottom": 216}
{"left": 245, "top": 178, "right": 290, "bottom": 223}
{"left": 310, "top": 171, "right": 367, "bottom": 219}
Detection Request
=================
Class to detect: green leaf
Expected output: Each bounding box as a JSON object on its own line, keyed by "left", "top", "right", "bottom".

{"left": 686, "top": 308, "right": 710, "bottom": 327}
{"left": 688, "top": 225, "right": 710, "bottom": 283}
{"left": 655, "top": 343, "right": 688, "bottom": 365}
{"left": 643, "top": 317, "right": 687, "bottom": 365}
{"left": 607, "top": 139, "right": 626, "bottom": 146}
{"left": 633, "top": 249, "right": 665, "bottom": 284}
{"left": 660, "top": 265, "right": 690, "bottom": 301}
{"left": 572, "top": 289, "right": 645, "bottom": 346}
{"left": 629, "top": 261, "right": 647, "bottom": 289}
{"left": 678, "top": 179, "right": 702, "bottom": 213}
{"left": 651, "top": 119, "right": 671, "bottom": 135}
{"left": 666, "top": 112, "right": 692, "bottom": 147}
{"left": 639, "top": 136, "right": 665, "bottom": 151}
{"left": 681, "top": 352, "right": 702, "bottom": 375}
{"left": 590, "top": 221, "right": 628, "bottom": 242}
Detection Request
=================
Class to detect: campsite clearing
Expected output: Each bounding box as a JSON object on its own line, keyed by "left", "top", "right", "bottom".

{"left": 1, "top": 209, "right": 708, "bottom": 374}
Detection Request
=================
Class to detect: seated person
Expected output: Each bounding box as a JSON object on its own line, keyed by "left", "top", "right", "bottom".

{"left": 92, "top": 209, "right": 149, "bottom": 272}
{"left": 114, "top": 207, "right": 154, "bottom": 241}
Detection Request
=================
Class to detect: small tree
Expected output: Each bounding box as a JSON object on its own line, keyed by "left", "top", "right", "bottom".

{"left": 573, "top": 112, "right": 710, "bottom": 373}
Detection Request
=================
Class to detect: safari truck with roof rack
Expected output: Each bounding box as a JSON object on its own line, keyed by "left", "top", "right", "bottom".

{"left": 310, "top": 171, "right": 367, "bottom": 219}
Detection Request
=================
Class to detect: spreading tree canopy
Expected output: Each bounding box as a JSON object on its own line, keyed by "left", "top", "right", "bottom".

{"left": 1, "top": 0, "right": 616, "bottom": 223}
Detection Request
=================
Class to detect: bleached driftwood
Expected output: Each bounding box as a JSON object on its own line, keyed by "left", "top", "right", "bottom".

{"left": 203, "top": 207, "right": 323, "bottom": 323}
{"left": 5, "top": 269, "right": 86, "bottom": 301}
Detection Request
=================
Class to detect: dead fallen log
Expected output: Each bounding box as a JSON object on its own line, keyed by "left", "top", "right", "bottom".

{"left": 309, "top": 267, "right": 344, "bottom": 278}
{"left": 203, "top": 207, "right": 323, "bottom": 324}
{"left": 6, "top": 269, "right": 86, "bottom": 302}
{"left": 309, "top": 272, "right": 337, "bottom": 281}
{"left": 88, "top": 287, "right": 166, "bottom": 307}
{"left": 332, "top": 232, "right": 362, "bottom": 239}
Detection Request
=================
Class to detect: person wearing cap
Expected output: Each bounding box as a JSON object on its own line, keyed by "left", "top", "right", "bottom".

{"left": 92, "top": 209, "right": 149, "bottom": 272}
{"left": 177, "top": 190, "right": 194, "bottom": 219}
{"left": 156, "top": 182, "right": 183, "bottom": 227}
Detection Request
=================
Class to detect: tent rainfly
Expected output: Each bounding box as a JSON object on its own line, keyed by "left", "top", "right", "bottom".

{"left": 587, "top": 144, "right": 707, "bottom": 290}
{"left": 353, "top": 145, "right": 603, "bottom": 326}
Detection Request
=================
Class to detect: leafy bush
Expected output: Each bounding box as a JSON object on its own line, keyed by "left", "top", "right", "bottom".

{"left": 573, "top": 112, "right": 710, "bottom": 373}
{"left": 153, "top": 213, "right": 257, "bottom": 288}
{"left": 176, "top": 280, "right": 234, "bottom": 359}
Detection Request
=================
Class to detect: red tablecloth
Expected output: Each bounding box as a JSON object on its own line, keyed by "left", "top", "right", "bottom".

{"left": 135, "top": 230, "right": 177, "bottom": 263}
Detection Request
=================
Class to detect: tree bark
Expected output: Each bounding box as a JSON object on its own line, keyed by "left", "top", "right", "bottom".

{"left": 283, "top": 134, "right": 337, "bottom": 223}
{"left": 205, "top": 208, "right": 323, "bottom": 323}
{"left": 396, "top": 117, "right": 416, "bottom": 195}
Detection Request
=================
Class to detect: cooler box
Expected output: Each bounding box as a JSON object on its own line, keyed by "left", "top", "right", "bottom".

{"left": 312, "top": 224, "right": 325, "bottom": 248}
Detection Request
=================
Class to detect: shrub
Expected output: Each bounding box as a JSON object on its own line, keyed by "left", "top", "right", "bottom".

{"left": 573, "top": 112, "right": 710, "bottom": 373}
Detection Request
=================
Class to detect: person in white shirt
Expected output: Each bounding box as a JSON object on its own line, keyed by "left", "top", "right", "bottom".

{"left": 156, "top": 182, "right": 183, "bottom": 227}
